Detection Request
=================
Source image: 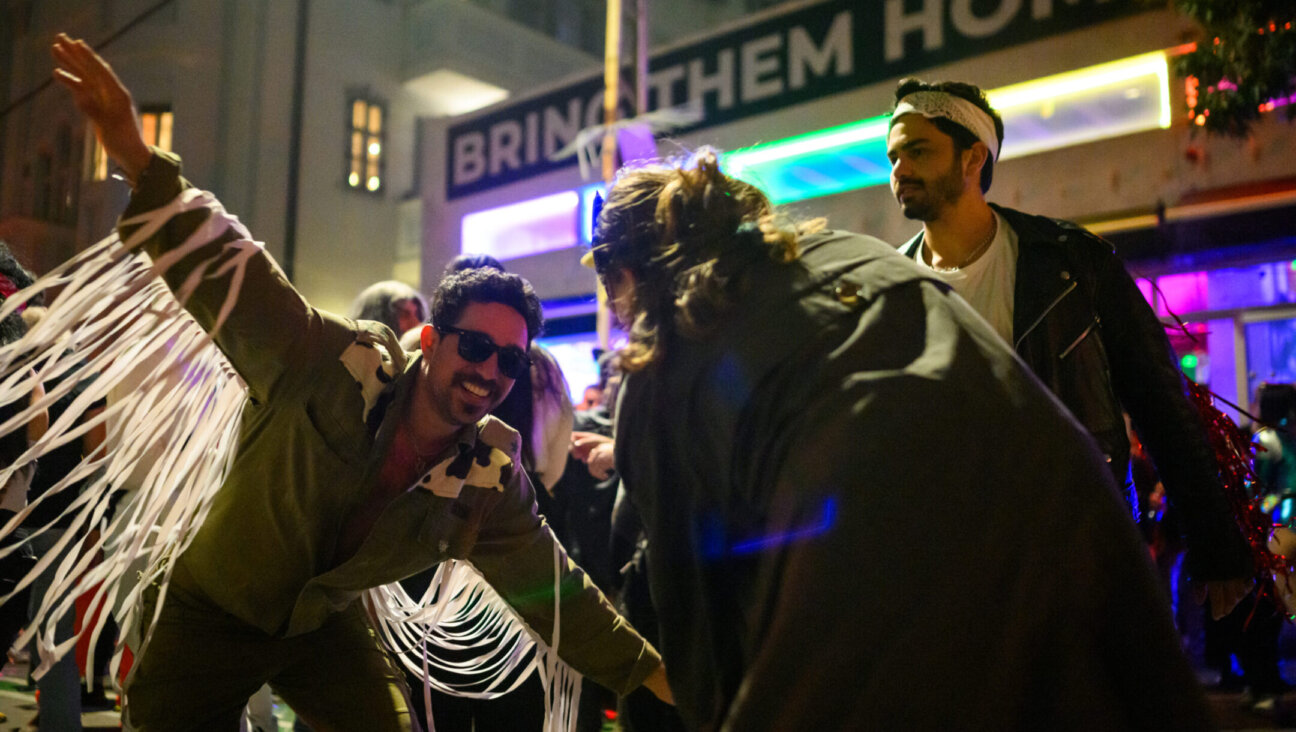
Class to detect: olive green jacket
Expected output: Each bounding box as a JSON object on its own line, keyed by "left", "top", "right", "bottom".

{"left": 116, "top": 150, "right": 659, "bottom": 695}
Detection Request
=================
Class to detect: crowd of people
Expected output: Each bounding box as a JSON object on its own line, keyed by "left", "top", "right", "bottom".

{"left": 0, "top": 30, "right": 1290, "bottom": 731}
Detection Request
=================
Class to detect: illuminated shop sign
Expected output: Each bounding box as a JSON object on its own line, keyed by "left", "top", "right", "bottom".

{"left": 460, "top": 190, "right": 581, "bottom": 261}
{"left": 463, "top": 50, "right": 1175, "bottom": 261}
{"left": 446, "top": 0, "right": 1143, "bottom": 199}
{"left": 726, "top": 50, "right": 1172, "bottom": 203}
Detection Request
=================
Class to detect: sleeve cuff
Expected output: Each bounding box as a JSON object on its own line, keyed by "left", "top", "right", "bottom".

{"left": 617, "top": 640, "right": 664, "bottom": 696}
{"left": 121, "top": 148, "right": 184, "bottom": 222}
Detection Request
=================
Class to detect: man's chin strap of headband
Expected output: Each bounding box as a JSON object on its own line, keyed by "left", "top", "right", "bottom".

{"left": 892, "top": 90, "right": 1000, "bottom": 161}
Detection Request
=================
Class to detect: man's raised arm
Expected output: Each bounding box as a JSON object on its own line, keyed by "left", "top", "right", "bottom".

{"left": 52, "top": 34, "right": 327, "bottom": 402}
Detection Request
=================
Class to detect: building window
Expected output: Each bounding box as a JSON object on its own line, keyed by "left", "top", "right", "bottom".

{"left": 87, "top": 106, "right": 172, "bottom": 181}
{"left": 85, "top": 123, "right": 109, "bottom": 181}
{"left": 347, "top": 96, "right": 385, "bottom": 193}
{"left": 139, "top": 106, "right": 174, "bottom": 152}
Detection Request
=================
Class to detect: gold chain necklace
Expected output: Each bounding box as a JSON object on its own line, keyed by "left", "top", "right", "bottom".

{"left": 928, "top": 218, "right": 998, "bottom": 273}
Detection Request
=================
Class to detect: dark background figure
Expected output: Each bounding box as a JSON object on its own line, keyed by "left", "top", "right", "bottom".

{"left": 1255, "top": 384, "right": 1296, "bottom": 520}
{"left": 0, "top": 242, "right": 113, "bottom": 729}
{"left": 0, "top": 244, "right": 39, "bottom": 661}
{"left": 553, "top": 351, "right": 659, "bottom": 732}
{"left": 1201, "top": 383, "right": 1296, "bottom": 715}
{"left": 348, "top": 280, "right": 429, "bottom": 341}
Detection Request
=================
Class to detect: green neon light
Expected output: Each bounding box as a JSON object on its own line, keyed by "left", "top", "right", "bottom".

{"left": 722, "top": 50, "right": 1174, "bottom": 205}
{"left": 1181, "top": 353, "right": 1199, "bottom": 369}
{"left": 724, "top": 116, "right": 891, "bottom": 172}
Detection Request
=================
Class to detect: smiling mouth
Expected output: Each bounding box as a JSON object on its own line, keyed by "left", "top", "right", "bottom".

{"left": 462, "top": 381, "right": 490, "bottom": 398}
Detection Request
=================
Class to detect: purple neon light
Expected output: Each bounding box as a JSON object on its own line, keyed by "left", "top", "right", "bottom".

{"left": 1150, "top": 261, "right": 1296, "bottom": 318}
{"left": 1136, "top": 278, "right": 1155, "bottom": 309}
{"left": 728, "top": 497, "right": 838, "bottom": 556}
{"left": 461, "top": 190, "right": 580, "bottom": 262}
{"left": 1155, "top": 271, "right": 1208, "bottom": 316}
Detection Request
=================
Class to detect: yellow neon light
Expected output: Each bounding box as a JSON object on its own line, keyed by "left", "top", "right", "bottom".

{"left": 729, "top": 49, "right": 1174, "bottom": 171}
{"left": 988, "top": 50, "right": 1169, "bottom": 123}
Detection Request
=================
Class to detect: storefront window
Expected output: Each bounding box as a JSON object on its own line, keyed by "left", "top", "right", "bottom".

{"left": 1150, "top": 261, "right": 1296, "bottom": 317}
{"left": 537, "top": 329, "right": 627, "bottom": 403}
{"left": 1167, "top": 321, "right": 1211, "bottom": 384}
{"left": 1246, "top": 317, "right": 1296, "bottom": 402}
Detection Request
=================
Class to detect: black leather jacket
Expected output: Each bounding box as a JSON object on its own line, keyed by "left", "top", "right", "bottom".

{"left": 900, "top": 204, "right": 1250, "bottom": 580}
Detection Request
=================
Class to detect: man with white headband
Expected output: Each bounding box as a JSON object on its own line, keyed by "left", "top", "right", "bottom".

{"left": 887, "top": 78, "right": 1253, "bottom": 622}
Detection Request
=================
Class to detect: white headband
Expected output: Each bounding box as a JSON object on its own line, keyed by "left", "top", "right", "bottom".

{"left": 892, "top": 91, "right": 1000, "bottom": 161}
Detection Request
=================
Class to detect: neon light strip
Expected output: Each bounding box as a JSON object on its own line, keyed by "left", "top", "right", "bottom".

{"left": 579, "top": 183, "right": 606, "bottom": 246}
{"left": 460, "top": 190, "right": 580, "bottom": 261}
{"left": 724, "top": 117, "right": 891, "bottom": 171}
{"left": 988, "top": 50, "right": 1171, "bottom": 128}
{"left": 463, "top": 50, "right": 1181, "bottom": 246}
{"left": 724, "top": 50, "right": 1173, "bottom": 203}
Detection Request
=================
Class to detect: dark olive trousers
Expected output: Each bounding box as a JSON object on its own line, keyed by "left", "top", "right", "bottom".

{"left": 125, "top": 562, "right": 416, "bottom": 732}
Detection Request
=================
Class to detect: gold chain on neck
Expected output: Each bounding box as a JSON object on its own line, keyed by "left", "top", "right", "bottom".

{"left": 929, "top": 217, "right": 998, "bottom": 273}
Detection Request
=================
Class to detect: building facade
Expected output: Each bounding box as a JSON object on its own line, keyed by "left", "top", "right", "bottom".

{"left": 0, "top": 0, "right": 600, "bottom": 313}
{"left": 424, "top": 0, "right": 1296, "bottom": 413}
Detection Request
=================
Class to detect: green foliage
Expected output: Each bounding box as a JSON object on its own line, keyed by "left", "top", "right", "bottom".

{"left": 1170, "top": 0, "right": 1296, "bottom": 136}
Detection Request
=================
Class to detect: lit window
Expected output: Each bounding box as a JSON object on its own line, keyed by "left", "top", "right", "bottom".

{"left": 139, "top": 106, "right": 174, "bottom": 152}
{"left": 347, "top": 96, "right": 385, "bottom": 193}
{"left": 84, "top": 123, "right": 108, "bottom": 181}
{"left": 85, "top": 106, "right": 169, "bottom": 182}
{"left": 88, "top": 106, "right": 172, "bottom": 182}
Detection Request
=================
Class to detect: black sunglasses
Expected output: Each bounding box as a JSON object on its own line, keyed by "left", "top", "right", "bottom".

{"left": 437, "top": 326, "right": 531, "bottom": 380}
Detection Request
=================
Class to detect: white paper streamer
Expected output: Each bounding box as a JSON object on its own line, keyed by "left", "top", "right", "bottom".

{"left": 367, "top": 555, "right": 581, "bottom": 732}
{"left": 0, "top": 221, "right": 246, "bottom": 686}
{"left": 0, "top": 190, "right": 580, "bottom": 730}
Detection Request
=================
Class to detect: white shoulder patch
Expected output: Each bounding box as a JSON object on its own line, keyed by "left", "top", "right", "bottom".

{"left": 463, "top": 416, "right": 520, "bottom": 491}
{"left": 478, "top": 415, "right": 521, "bottom": 462}
{"left": 339, "top": 322, "right": 408, "bottom": 424}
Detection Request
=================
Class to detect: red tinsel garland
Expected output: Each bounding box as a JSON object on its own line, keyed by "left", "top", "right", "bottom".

{"left": 1186, "top": 380, "right": 1296, "bottom": 615}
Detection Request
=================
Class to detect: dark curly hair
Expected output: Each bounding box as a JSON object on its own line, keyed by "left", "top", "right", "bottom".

{"left": 890, "top": 78, "right": 1004, "bottom": 193}
{"left": 444, "top": 253, "right": 504, "bottom": 275}
{"left": 591, "top": 149, "right": 821, "bottom": 372}
{"left": 430, "top": 267, "right": 543, "bottom": 345}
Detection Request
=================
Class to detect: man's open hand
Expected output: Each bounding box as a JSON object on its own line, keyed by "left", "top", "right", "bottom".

{"left": 51, "top": 33, "right": 152, "bottom": 183}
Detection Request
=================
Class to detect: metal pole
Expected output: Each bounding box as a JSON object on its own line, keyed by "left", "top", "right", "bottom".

{"left": 636, "top": 0, "right": 649, "bottom": 116}
{"left": 601, "top": 0, "right": 622, "bottom": 184}
{"left": 596, "top": 0, "right": 623, "bottom": 350}
{"left": 282, "top": 0, "right": 311, "bottom": 282}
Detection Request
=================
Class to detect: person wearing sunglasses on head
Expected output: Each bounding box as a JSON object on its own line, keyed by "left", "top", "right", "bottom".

{"left": 48, "top": 33, "right": 669, "bottom": 730}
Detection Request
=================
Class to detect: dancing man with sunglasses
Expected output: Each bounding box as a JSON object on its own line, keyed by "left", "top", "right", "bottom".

{"left": 49, "top": 34, "right": 669, "bottom": 730}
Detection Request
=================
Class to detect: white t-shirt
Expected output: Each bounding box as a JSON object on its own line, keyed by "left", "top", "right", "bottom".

{"left": 911, "top": 210, "right": 1019, "bottom": 345}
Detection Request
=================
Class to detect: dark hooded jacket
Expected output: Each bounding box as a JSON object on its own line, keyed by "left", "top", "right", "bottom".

{"left": 617, "top": 229, "right": 1212, "bottom": 731}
